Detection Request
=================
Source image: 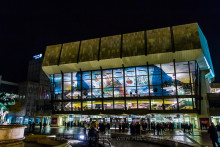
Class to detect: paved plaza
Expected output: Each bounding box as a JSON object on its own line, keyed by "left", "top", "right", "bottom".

{"left": 24, "top": 126, "right": 216, "bottom": 146}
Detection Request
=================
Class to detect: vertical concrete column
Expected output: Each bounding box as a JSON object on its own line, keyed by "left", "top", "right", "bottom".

{"left": 198, "top": 70, "right": 210, "bottom": 129}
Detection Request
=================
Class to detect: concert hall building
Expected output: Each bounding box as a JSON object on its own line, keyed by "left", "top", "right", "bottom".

{"left": 42, "top": 23, "right": 215, "bottom": 128}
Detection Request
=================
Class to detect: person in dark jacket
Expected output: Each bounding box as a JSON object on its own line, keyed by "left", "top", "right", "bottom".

{"left": 208, "top": 122, "right": 220, "bottom": 147}
{"left": 130, "top": 122, "right": 136, "bottom": 135}
{"left": 135, "top": 122, "right": 140, "bottom": 135}
{"left": 32, "top": 122, "right": 35, "bottom": 133}
{"left": 88, "top": 121, "right": 99, "bottom": 147}
{"left": 39, "top": 121, "right": 42, "bottom": 133}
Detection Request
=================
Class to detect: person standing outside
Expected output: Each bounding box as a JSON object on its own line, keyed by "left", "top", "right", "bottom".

{"left": 88, "top": 121, "right": 99, "bottom": 147}
{"left": 32, "top": 122, "right": 36, "bottom": 133}
{"left": 43, "top": 122, "right": 47, "bottom": 133}
{"left": 39, "top": 121, "right": 42, "bottom": 133}
{"left": 208, "top": 122, "right": 220, "bottom": 147}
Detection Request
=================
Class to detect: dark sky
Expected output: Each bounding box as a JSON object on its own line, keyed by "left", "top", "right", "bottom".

{"left": 0, "top": 0, "right": 220, "bottom": 83}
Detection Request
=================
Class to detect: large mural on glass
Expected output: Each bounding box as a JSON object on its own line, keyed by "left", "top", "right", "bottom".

{"left": 51, "top": 61, "right": 197, "bottom": 102}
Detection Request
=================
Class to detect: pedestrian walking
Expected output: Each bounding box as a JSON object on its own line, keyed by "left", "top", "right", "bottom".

{"left": 43, "top": 122, "right": 47, "bottom": 133}
{"left": 28, "top": 121, "right": 32, "bottom": 132}
{"left": 208, "top": 122, "right": 220, "bottom": 147}
{"left": 32, "top": 122, "right": 35, "bottom": 133}
{"left": 39, "top": 121, "right": 42, "bottom": 133}
{"left": 88, "top": 121, "right": 99, "bottom": 147}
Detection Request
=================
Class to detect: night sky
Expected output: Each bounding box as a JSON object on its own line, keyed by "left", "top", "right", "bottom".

{"left": 0, "top": 1, "right": 220, "bottom": 83}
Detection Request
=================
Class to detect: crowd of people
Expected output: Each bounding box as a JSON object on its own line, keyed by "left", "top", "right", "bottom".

{"left": 28, "top": 121, "right": 47, "bottom": 133}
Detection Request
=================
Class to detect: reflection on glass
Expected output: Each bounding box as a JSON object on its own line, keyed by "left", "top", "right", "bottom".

{"left": 177, "top": 83, "right": 191, "bottom": 95}
{"left": 103, "top": 78, "right": 113, "bottom": 88}
{"left": 161, "top": 63, "right": 174, "bottom": 74}
{"left": 151, "top": 99, "right": 163, "bottom": 110}
{"left": 149, "top": 75, "right": 161, "bottom": 85}
{"left": 114, "top": 89, "right": 124, "bottom": 97}
{"left": 163, "top": 84, "right": 176, "bottom": 96}
{"left": 92, "top": 71, "right": 101, "bottom": 79}
{"left": 64, "top": 73, "right": 71, "bottom": 81}
{"left": 125, "top": 67, "right": 135, "bottom": 76}
{"left": 72, "top": 72, "right": 81, "bottom": 80}
{"left": 164, "top": 98, "right": 177, "bottom": 110}
{"left": 138, "top": 99, "right": 150, "bottom": 109}
{"left": 103, "top": 69, "right": 112, "bottom": 78}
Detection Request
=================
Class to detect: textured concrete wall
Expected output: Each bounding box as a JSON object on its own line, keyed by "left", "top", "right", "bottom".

{"left": 147, "top": 27, "right": 172, "bottom": 54}
{"left": 100, "top": 35, "right": 121, "bottom": 60}
{"left": 42, "top": 23, "right": 205, "bottom": 73}
{"left": 42, "top": 44, "right": 62, "bottom": 66}
{"left": 59, "top": 42, "right": 80, "bottom": 64}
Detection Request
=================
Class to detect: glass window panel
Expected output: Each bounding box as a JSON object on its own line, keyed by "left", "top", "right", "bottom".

{"left": 103, "top": 69, "right": 112, "bottom": 78}
{"left": 64, "top": 73, "right": 71, "bottom": 81}
{"left": 50, "top": 75, "right": 54, "bottom": 83}
{"left": 114, "top": 89, "right": 124, "bottom": 97}
{"left": 103, "top": 88, "right": 113, "bottom": 98}
{"left": 72, "top": 90, "right": 81, "bottom": 99}
{"left": 113, "top": 68, "right": 123, "bottom": 77}
{"left": 149, "top": 64, "right": 161, "bottom": 75}
{"left": 125, "top": 77, "right": 136, "bottom": 86}
{"left": 104, "top": 100, "right": 113, "bottom": 110}
{"left": 114, "top": 100, "right": 125, "bottom": 109}
{"left": 92, "top": 89, "right": 102, "bottom": 98}
{"left": 162, "top": 73, "right": 175, "bottom": 85}
{"left": 161, "top": 62, "right": 174, "bottom": 74}
{"left": 72, "top": 72, "right": 81, "bottom": 80}
{"left": 164, "top": 98, "right": 177, "bottom": 110}
{"left": 54, "top": 74, "right": 62, "bottom": 92}
{"left": 72, "top": 81, "right": 81, "bottom": 90}
{"left": 63, "top": 91, "right": 71, "bottom": 100}
{"left": 150, "top": 85, "right": 162, "bottom": 96}
{"left": 177, "top": 83, "right": 191, "bottom": 95}
{"left": 137, "top": 76, "right": 148, "bottom": 86}
{"left": 92, "top": 70, "right": 101, "bottom": 79}
{"left": 151, "top": 99, "right": 163, "bottom": 110}
{"left": 83, "top": 101, "right": 92, "bottom": 110}
{"left": 137, "top": 86, "right": 149, "bottom": 96}
{"left": 138, "top": 99, "right": 150, "bottom": 109}
{"left": 82, "top": 89, "right": 91, "bottom": 99}
{"left": 176, "top": 73, "right": 190, "bottom": 83}
{"left": 189, "top": 61, "right": 196, "bottom": 72}
{"left": 136, "top": 66, "right": 148, "bottom": 75}
{"left": 191, "top": 84, "right": 195, "bottom": 95}
{"left": 126, "top": 100, "right": 137, "bottom": 109}
{"left": 175, "top": 62, "right": 189, "bottom": 73}
{"left": 149, "top": 75, "right": 161, "bottom": 85}
{"left": 163, "top": 84, "right": 176, "bottom": 96}
{"left": 64, "top": 82, "right": 71, "bottom": 91}
{"left": 82, "top": 72, "right": 91, "bottom": 80}
{"left": 103, "top": 78, "right": 113, "bottom": 88}
{"left": 125, "top": 87, "right": 136, "bottom": 97}
{"left": 93, "top": 101, "right": 102, "bottom": 110}
{"left": 63, "top": 102, "right": 71, "bottom": 111}
{"left": 54, "top": 102, "right": 62, "bottom": 111}
{"left": 113, "top": 78, "right": 124, "bottom": 88}
{"left": 83, "top": 80, "right": 91, "bottom": 89}
{"left": 72, "top": 101, "right": 81, "bottom": 111}
{"left": 50, "top": 83, "right": 54, "bottom": 91}
{"left": 55, "top": 91, "right": 62, "bottom": 100}
{"left": 125, "top": 67, "right": 135, "bottom": 76}
{"left": 179, "top": 98, "right": 193, "bottom": 110}
{"left": 92, "top": 79, "right": 101, "bottom": 88}
{"left": 190, "top": 71, "right": 196, "bottom": 84}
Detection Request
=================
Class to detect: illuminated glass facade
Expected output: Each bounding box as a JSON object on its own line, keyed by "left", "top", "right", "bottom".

{"left": 51, "top": 61, "right": 200, "bottom": 113}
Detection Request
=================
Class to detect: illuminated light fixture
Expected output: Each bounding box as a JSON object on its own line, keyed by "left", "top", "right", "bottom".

{"left": 79, "top": 135, "right": 85, "bottom": 140}
{"left": 33, "top": 54, "right": 42, "bottom": 59}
